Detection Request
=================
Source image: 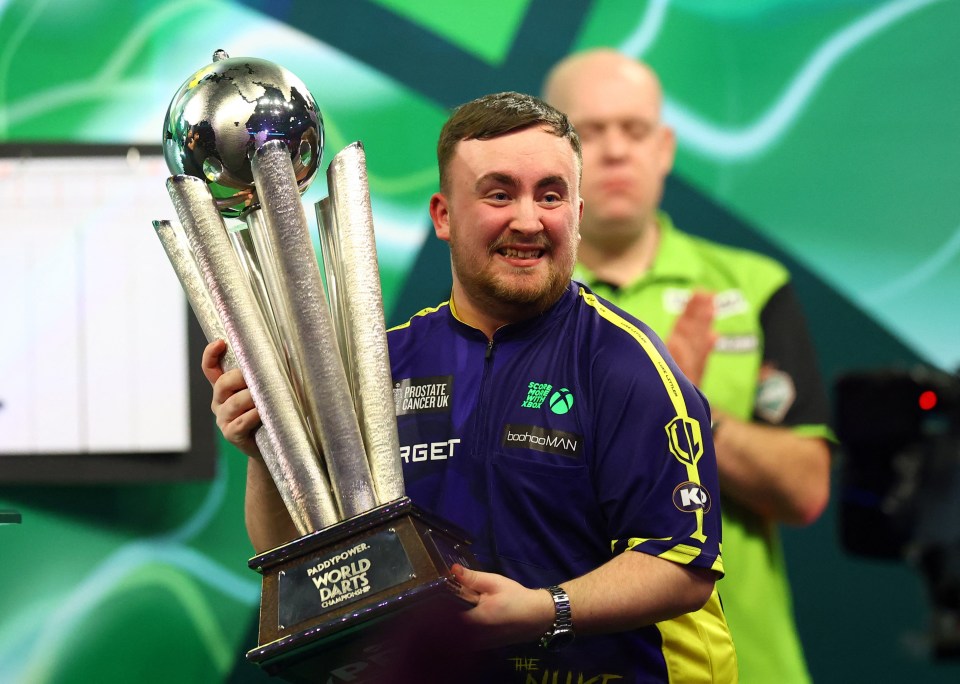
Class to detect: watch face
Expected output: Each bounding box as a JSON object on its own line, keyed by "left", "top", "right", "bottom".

{"left": 542, "top": 628, "right": 575, "bottom": 652}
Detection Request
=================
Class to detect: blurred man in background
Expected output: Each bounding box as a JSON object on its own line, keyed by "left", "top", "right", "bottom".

{"left": 544, "top": 48, "right": 833, "bottom": 683}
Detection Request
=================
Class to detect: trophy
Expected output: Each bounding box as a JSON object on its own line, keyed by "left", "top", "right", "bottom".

{"left": 153, "top": 51, "right": 477, "bottom": 682}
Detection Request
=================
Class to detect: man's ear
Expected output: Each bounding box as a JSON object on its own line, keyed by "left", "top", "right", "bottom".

{"left": 429, "top": 192, "right": 451, "bottom": 242}
{"left": 658, "top": 125, "right": 677, "bottom": 176}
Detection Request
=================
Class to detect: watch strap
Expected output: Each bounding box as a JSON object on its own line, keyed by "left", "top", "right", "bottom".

{"left": 540, "top": 585, "right": 574, "bottom": 650}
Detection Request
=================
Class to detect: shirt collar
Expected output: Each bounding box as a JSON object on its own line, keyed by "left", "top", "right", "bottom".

{"left": 573, "top": 211, "right": 703, "bottom": 289}
{"left": 447, "top": 282, "right": 578, "bottom": 340}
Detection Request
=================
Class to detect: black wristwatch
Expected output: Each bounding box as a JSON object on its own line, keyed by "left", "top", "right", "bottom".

{"left": 540, "top": 585, "right": 575, "bottom": 651}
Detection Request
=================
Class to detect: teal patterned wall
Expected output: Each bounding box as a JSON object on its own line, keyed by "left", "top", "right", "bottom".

{"left": 1, "top": 1, "right": 957, "bottom": 682}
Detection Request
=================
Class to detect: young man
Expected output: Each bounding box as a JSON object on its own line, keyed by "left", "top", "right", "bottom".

{"left": 204, "top": 92, "right": 736, "bottom": 682}
{"left": 543, "top": 49, "right": 833, "bottom": 683}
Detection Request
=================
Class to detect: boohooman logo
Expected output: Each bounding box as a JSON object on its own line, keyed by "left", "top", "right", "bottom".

{"left": 501, "top": 424, "right": 582, "bottom": 458}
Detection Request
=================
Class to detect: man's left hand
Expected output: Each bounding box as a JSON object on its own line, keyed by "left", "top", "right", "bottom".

{"left": 452, "top": 564, "right": 555, "bottom": 649}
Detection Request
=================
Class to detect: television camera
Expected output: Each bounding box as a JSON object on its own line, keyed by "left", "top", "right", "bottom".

{"left": 835, "top": 365, "right": 960, "bottom": 658}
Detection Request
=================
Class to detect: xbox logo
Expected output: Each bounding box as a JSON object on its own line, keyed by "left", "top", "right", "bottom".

{"left": 548, "top": 388, "right": 574, "bottom": 415}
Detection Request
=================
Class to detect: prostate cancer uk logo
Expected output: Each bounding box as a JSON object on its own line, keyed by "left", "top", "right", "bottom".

{"left": 393, "top": 375, "right": 453, "bottom": 416}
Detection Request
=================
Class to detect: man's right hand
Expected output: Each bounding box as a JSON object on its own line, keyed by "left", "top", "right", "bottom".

{"left": 201, "top": 339, "right": 263, "bottom": 459}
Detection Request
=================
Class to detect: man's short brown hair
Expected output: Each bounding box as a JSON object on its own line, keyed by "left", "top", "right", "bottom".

{"left": 436, "top": 91, "right": 582, "bottom": 192}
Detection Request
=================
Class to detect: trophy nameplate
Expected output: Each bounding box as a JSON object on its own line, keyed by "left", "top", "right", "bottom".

{"left": 247, "top": 498, "right": 478, "bottom": 683}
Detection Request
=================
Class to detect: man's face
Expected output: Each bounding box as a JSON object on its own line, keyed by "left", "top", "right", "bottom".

{"left": 554, "top": 63, "right": 674, "bottom": 238}
{"left": 430, "top": 126, "right": 583, "bottom": 323}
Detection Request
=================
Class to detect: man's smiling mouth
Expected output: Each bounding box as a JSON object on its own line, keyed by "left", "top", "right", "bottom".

{"left": 499, "top": 247, "right": 545, "bottom": 259}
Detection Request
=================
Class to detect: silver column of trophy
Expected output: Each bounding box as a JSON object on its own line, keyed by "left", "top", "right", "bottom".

{"left": 153, "top": 52, "right": 475, "bottom": 683}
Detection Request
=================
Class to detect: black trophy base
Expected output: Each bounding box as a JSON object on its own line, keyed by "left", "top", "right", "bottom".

{"left": 246, "top": 497, "right": 478, "bottom": 683}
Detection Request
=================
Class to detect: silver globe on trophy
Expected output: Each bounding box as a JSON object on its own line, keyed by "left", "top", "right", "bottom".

{"left": 152, "top": 51, "right": 477, "bottom": 682}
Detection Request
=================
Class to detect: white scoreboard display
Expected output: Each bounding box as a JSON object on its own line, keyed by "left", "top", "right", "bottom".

{"left": 0, "top": 145, "right": 213, "bottom": 482}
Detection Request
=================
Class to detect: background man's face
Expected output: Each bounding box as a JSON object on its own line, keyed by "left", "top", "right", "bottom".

{"left": 554, "top": 62, "right": 674, "bottom": 237}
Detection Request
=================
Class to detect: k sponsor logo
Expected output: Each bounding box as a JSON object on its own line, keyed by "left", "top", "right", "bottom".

{"left": 673, "top": 481, "right": 712, "bottom": 513}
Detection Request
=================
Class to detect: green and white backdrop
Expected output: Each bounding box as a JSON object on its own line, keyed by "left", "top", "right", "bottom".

{"left": 1, "top": 1, "right": 958, "bottom": 682}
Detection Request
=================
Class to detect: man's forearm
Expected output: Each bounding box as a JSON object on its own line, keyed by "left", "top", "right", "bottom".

{"left": 245, "top": 455, "right": 299, "bottom": 554}
{"left": 563, "top": 551, "right": 715, "bottom": 635}
{"left": 712, "top": 412, "right": 830, "bottom": 526}
{"left": 453, "top": 550, "right": 716, "bottom": 649}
